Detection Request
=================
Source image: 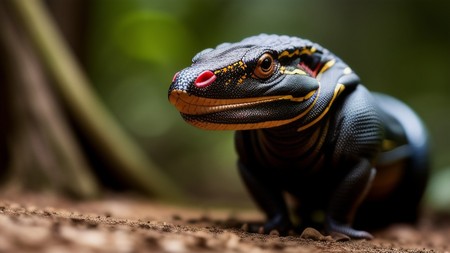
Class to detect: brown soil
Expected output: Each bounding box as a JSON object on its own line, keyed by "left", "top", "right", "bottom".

{"left": 0, "top": 194, "right": 448, "bottom": 253}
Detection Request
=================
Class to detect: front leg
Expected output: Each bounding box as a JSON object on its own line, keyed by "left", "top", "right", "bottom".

{"left": 326, "top": 159, "right": 376, "bottom": 239}
{"left": 238, "top": 161, "right": 292, "bottom": 234}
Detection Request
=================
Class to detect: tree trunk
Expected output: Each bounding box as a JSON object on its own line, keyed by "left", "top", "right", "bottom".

{"left": 0, "top": 2, "right": 99, "bottom": 198}
{"left": 0, "top": 0, "right": 184, "bottom": 201}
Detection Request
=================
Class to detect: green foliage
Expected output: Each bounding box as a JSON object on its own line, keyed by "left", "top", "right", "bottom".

{"left": 114, "top": 10, "right": 192, "bottom": 64}
{"left": 426, "top": 167, "right": 450, "bottom": 211}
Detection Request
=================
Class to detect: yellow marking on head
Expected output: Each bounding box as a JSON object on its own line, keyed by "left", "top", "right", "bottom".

{"left": 343, "top": 67, "right": 352, "bottom": 75}
{"left": 319, "top": 59, "right": 336, "bottom": 74}
{"left": 214, "top": 61, "right": 247, "bottom": 75}
{"left": 315, "top": 59, "right": 336, "bottom": 80}
{"left": 237, "top": 74, "right": 247, "bottom": 85}
{"left": 382, "top": 139, "right": 398, "bottom": 151}
{"left": 279, "top": 49, "right": 300, "bottom": 59}
{"left": 280, "top": 67, "right": 307, "bottom": 75}
{"left": 297, "top": 83, "right": 345, "bottom": 131}
{"left": 290, "top": 90, "right": 316, "bottom": 102}
{"left": 278, "top": 47, "right": 316, "bottom": 60}
{"left": 300, "top": 47, "right": 315, "bottom": 55}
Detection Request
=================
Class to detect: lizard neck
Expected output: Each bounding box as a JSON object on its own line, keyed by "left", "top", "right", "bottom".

{"left": 293, "top": 81, "right": 346, "bottom": 132}
{"left": 255, "top": 116, "right": 332, "bottom": 169}
{"left": 250, "top": 80, "right": 346, "bottom": 170}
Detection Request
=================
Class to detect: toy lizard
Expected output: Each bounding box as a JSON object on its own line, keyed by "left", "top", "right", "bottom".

{"left": 168, "top": 34, "right": 429, "bottom": 239}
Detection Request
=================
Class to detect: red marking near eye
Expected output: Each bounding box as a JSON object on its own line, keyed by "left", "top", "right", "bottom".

{"left": 172, "top": 71, "right": 180, "bottom": 83}
{"left": 298, "top": 62, "right": 316, "bottom": 77}
{"left": 195, "top": 70, "right": 216, "bottom": 88}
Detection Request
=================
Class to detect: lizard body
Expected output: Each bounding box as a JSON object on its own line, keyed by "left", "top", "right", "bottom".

{"left": 168, "top": 34, "right": 429, "bottom": 239}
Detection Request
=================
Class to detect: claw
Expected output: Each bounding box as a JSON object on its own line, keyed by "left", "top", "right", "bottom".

{"left": 262, "top": 214, "right": 293, "bottom": 235}
{"left": 244, "top": 214, "right": 293, "bottom": 236}
{"left": 326, "top": 217, "right": 373, "bottom": 240}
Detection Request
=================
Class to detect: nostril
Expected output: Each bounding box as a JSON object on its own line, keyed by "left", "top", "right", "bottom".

{"left": 194, "top": 70, "right": 216, "bottom": 88}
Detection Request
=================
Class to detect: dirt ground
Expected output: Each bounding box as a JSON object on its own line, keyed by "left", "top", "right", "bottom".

{"left": 0, "top": 193, "right": 448, "bottom": 253}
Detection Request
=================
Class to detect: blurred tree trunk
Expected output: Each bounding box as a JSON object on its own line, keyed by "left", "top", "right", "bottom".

{"left": 0, "top": 0, "right": 184, "bottom": 200}
{"left": 0, "top": 2, "right": 99, "bottom": 197}
{"left": 45, "top": 0, "right": 88, "bottom": 61}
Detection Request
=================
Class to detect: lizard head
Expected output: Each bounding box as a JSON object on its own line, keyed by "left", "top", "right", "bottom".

{"left": 168, "top": 34, "right": 321, "bottom": 130}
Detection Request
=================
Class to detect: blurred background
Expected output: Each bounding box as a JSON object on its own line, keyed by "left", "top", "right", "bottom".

{"left": 0, "top": 0, "right": 449, "bottom": 210}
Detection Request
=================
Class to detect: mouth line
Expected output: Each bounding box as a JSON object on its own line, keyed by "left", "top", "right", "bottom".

{"left": 169, "top": 90, "right": 317, "bottom": 115}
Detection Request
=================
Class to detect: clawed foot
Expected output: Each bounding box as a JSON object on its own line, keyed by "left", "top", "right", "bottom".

{"left": 243, "top": 214, "right": 293, "bottom": 235}
{"left": 326, "top": 217, "right": 373, "bottom": 240}
{"left": 241, "top": 215, "right": 372, "bottom": 240}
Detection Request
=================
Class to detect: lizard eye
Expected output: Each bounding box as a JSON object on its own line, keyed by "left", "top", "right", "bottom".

{"left": 254, "top": 53, "right": 275, "bottom": 79}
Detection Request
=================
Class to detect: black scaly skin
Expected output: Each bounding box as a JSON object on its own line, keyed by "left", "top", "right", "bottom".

{"left": 168, "top": 34, "right": 429, "bottom": 239}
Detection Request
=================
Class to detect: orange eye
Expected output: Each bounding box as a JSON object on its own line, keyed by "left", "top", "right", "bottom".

{"left": 254, "top": 53, "right": 275, "bottom": 79}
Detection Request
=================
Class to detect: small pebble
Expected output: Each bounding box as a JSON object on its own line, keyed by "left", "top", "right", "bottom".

{"left": 300, "top": 227, "right": 333, "bottom": 241}
{"left": 269, "top": 229, "right": 280, "bottom": 236}
{"left": 172, "top": 214, "right": 182, "bottom": 221}
{"left": 330, "top": 232, "right": 350, "bottom": 242}
{"left": 257, "top": 226, "right": 265, "bottom": 234}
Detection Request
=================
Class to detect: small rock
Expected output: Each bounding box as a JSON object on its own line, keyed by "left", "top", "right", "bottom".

{"left": 257, "top": 226, "right": 265, "bottom": 234}
{"left": 241, "top": 223, "right": 249, "bottom": 232}
{"left": 172, "top": 214, "right": 182, "bottom": 221}
{"left": 300, "top": 227, "right": 333, "bottom": 241}
{"left": 269, "top": 229, "right": 280, "bottom": 236}
{"left": 330, "top": 232, "right": 350, "bottom": 242}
